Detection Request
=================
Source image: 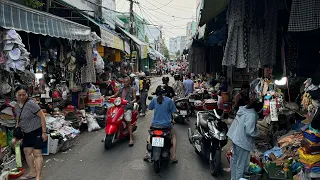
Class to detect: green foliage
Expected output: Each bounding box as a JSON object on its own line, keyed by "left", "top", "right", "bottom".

{"left": 145, "top": 35, "right": 149, "bottom": 43}
{"left": 163, "top": 45, "right": 170, "bottom": 59}
{"left": 24, "top": 0, "right": 45, "bottom": 9}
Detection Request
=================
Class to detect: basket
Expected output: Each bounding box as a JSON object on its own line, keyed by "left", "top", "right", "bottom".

{"left": 8, "top": 168, "right": 25, "bottom": 179}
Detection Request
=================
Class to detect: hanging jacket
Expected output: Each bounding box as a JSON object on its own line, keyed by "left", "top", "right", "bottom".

{"left": 227, "top": 106, "right": 260, "bottom": 151}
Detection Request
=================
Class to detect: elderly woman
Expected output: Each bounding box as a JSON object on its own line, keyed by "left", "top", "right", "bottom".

{"left": 12, "top": 85, "right": 47, "bottom": 180}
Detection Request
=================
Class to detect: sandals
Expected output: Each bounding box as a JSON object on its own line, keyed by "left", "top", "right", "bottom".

{"left": 171, "top": 158, "right": 178, "bottom": 164}
{"left": 129, "top": 141, "right": 134, "bottom": 147}
{"left": 20, "top": 174, "right": 36, "bottom": 179}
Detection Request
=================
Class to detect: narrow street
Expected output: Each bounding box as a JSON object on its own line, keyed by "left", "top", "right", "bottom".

{"left": 42, "top": 76, "right": 231, "bottom": 180}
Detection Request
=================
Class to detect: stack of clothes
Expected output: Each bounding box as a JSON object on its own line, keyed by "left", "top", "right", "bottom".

{"left": 299, "top": 125, "right": 320, "bottom": 174}
{"left": 0, "top": 102, "right": 16, "bottom": 128}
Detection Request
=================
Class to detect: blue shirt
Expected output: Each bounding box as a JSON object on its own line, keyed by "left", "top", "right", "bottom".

{"left": 183, "top": 79, "right": 194, "bottom": 95}
{"left": 149, "top": 96, "right": 177, "bottom": 128}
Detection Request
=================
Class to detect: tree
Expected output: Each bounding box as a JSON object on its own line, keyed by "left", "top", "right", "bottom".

{"left": 163, "top": 45, "right": 170, "bottom": 60}
{"left": 176, "top": 50, "right": 180, "bottom": 57}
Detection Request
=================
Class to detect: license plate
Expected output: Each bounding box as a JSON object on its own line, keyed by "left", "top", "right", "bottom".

{"left": 189, "top": 99, "right": 195, "bottom": 102}
{"left": 180, "top": 110, "right": 187, "bottom": 115}
{"left": 152, "top": 137, "right": 164, "bottom": 147}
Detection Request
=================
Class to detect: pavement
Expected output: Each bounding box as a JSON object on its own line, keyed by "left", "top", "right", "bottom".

{"left": 41, "top": 76, "right": 231, "bottom": 180}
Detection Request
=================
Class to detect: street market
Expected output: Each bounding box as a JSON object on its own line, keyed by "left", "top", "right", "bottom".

{"left": 0, "top": 0, "right": 320, "bottom": 180}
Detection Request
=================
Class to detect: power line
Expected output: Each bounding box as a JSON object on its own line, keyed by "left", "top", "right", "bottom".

{"left": 139, "top": 5, "right": 194, "bottom": 20}
{"left": 151, "top": 0, "right": 195, "bottom": 10}
{"left": 137, "top": 4, "right": 178, "bottom": 37}
{"left": 144, "top": 0, "right": 173, "bottom": 11}
{"left": 145, "top": 0, "right": 195, "bottom": 13}
{"left": 139, "top": 5, "right": 187, "bottom": 30}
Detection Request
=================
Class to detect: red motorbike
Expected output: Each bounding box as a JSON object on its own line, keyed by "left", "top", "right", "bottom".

{"left": 104, "top": 97, "right": 138, "bottom": 149}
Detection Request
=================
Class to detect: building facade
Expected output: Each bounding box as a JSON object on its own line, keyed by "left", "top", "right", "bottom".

{"left": 117, "top": 12, "right": 147, "bottom": 42}
{"left": 169, "top": 36, "right": 187, "bottom": 56}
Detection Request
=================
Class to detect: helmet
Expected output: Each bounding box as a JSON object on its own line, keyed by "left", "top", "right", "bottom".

{"left": 155, "top": 84, "right": 167, "bottom": 96}
{"left": 129, "top": 73, "right": 136, "bottom": 78}
{"left": 173, "top": 74, "right": 180, "bottom": 80}
{"left": 162, "top": 77, "right": 169, "bottom": 84}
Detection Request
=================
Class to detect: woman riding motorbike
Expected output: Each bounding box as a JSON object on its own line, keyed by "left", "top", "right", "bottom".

{"left": 144, "top": 85, "right": 178, "bottom": 163}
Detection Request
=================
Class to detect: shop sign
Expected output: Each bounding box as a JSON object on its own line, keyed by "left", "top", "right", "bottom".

{"left": 100, "top": 28, "right": 115, "bottom": 48}
{"left": 124, "top": 41, "right": 130, "bottom": 54}
{"left": 114, "top": 36, "right": 124, "bottom": 51}
{"left": 126, "top": 51, "right": 137, "bottom": 59}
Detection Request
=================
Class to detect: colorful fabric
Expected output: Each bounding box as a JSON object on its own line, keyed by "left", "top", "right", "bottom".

{"left": 298, "top": 148, "right": 320, "bottom": 165}
{"left": 303, "top": 130, "right": 320, "bottom": 143}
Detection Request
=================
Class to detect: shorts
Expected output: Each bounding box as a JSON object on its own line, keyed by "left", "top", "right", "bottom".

{"left": 124, "top": 110, "right": 132, "bottom": 122}
{"left": 22, "top": 128, "right": 47, "bottom": 149}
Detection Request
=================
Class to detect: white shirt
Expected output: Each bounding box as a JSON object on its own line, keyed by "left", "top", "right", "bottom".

{"left": 133, "top": 78, "right": 140, "bottom": 96}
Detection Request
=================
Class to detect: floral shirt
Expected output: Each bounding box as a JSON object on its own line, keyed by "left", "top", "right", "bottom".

{"left": 172, "top": 81, "right": 184, "bottom": 98}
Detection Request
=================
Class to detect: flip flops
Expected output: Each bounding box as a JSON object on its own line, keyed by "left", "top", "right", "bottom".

{"left": 129, "top": 141, "right": 134, "bottom": 147}
{"left": 20, "top": 174, "right": 36, "bottom": 179}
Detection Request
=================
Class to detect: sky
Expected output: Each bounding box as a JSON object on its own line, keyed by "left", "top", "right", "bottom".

{"left": 115, "top": 0, "right": 197, "bottom": 45}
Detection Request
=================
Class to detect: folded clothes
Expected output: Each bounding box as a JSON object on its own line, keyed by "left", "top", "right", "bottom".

{"left": 264, "top": 147, "right": 283, "bottom": 162}
{"left": 304, "top": 161, "right": 320, "bottom": 169}
{"left": 299, "top": 148, "right": 320, "bottom": 165}
{"left": 301, "top": 140, "right": 320, "bottom": 154}
{"left": 303, "top": 131, "right": 320, "bottom": 143}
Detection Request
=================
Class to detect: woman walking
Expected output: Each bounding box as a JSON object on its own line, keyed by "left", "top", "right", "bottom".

{"left": 14, "top": 85, "right": 47, "bottom": 180}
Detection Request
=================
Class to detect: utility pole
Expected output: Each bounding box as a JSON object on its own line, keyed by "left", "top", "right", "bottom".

{"left": 128, "top": 0, "right": 139, "bottom": 72}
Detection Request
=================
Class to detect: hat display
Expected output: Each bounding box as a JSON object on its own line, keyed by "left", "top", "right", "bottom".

{"left": 3, "top": 43, "right": 14, "bottom": 51}
{"left": 8, "top": 48, "right": 21, "bottom": 60}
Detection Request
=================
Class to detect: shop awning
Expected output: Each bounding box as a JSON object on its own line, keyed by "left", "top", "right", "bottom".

{"left": 0, "top": 0, "right": 91, "bottom": 41}
{"left": 199, "top": 0, "right": 229, "bottom": 27}
{"left": 82, "top": 14, "right": 124, "bottom": 51}
{"left": 148, "top": 47, "right": 165, "bottom": 60}
{"left": 118, "top": 27, "right": 148, "bottom": 59}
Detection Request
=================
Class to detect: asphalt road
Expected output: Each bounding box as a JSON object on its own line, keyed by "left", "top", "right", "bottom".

{"left": 42, "top": 76, "right": 231, "bottom": 180}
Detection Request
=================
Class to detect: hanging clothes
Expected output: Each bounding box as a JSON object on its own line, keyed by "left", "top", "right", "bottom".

{"left": 222, "top": 0, "right": 275, "bottom": 68}
{"left": 81, "top": 42, "right": 96, "bottom": 83}
{"left": 288, "top": 0, "right": 320, "bottom": 32}
{"left": 260, "top": 0, "right": 278, "bottom": 67}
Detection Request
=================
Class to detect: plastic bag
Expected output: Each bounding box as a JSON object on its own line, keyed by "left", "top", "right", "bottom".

{"left": 15, "top": 142, "right": 22, "bottom": 168}
{"left": 86, "top": 114, "right": 100, "bottom": 132}
{"left": 0, "top": 131, "right": 7, "bottom": 148}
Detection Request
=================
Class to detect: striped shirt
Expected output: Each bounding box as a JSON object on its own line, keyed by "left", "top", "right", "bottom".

{"left": 16, "top": 99, "right": 42, "bottom": 133}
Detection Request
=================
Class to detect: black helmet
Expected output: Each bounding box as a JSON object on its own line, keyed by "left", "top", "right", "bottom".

{"left": 155, "top": 84, "right": 167, "bottom": 96}
{"left": 162, "top": 77, "right": 169, "bottom": 84}
{"left": 174, "top": 74, "right": 180, "bottom": 80}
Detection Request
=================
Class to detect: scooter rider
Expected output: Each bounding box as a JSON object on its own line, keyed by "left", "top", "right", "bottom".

{"left": 162, "top": 77, "right": 175, "bottom": 99}
{"left": 144, "top": 85, "right": 178, "bottom": 163}
{"left": 106, "top": 77, "right": 136, "bottom": 146}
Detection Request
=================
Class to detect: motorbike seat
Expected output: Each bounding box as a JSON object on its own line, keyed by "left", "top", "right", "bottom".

{"left": 209, "top": 109, "right": 224, "bottom": 119}
{"left": 150, "top": 126, "right": 171, "bottom": 131}
{"left": 198, "top": 113, "right": 209, "bottom": 130}
{"left": 175, "top": 98, "right": 188, "bottom": 102}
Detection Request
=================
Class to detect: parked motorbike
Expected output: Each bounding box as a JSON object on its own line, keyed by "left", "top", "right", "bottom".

{"left": 173, "top": 98, "right": 190, "bottom": 124}
{"left": 104, "top": 97, "right": 138, "bottom": 149}
{"left": 147, "top": 126, "right": 172, "bottom": 173}
{"left": 188, "top": 109, "right": 228, "bottom": 176}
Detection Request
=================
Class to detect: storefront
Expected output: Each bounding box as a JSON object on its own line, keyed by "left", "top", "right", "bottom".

{"left": 0, "top": 1, "right": 106, "bottom": 178}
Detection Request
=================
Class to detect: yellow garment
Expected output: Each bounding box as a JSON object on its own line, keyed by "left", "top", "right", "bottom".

{"left": 298, "top": 148, "right": 320, "bottom": 165}
{"left": 139, "top": 80, "right": 143, "bottom": 91}
{"left": 0, "top": 132, "right": 7, "bottom": 147}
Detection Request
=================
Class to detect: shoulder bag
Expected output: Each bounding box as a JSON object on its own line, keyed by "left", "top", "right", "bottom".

{"left": 13, "top": 100, "right": 28, "bottom": 140}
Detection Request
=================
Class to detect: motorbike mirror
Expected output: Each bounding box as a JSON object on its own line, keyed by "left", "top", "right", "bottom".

{"left": 148, "top": 96, "right": 154, "bottom": 100}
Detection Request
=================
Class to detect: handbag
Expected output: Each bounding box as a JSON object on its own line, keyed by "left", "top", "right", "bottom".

{"left": 13, "top": 100, "right": 28, "bottom": 140}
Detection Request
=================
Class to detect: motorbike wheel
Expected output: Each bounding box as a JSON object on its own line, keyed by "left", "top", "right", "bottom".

{"left": 210, "top": 150, "right": 221, "bottom": 176}
{"left": 154, "top": 160, "right": 161, "bottom": 173}
{"left": 104, "top": 134, "right": 114, "bottom": 149}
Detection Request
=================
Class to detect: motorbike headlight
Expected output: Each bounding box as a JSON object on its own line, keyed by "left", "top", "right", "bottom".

{"left": 114, "top": 97, "right": 121, "bottom": 106}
